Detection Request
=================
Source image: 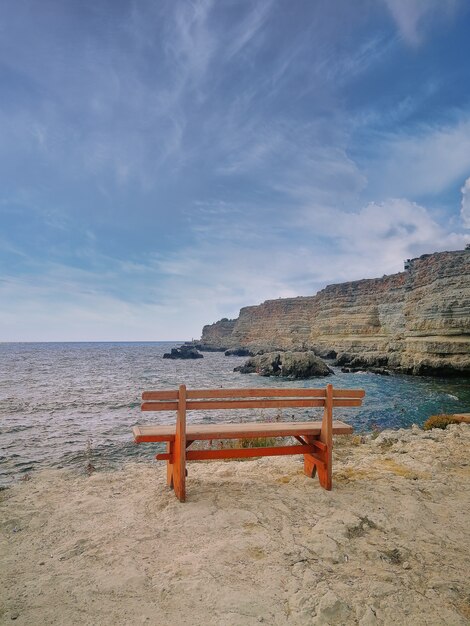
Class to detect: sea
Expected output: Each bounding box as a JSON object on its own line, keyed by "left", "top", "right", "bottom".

{"left": 1, "top": 341, "right": 469, "bottom": 486}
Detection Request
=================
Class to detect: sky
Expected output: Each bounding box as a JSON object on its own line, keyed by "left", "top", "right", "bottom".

{"left": 1, "top": 0, "right": 470, "bottom": 341}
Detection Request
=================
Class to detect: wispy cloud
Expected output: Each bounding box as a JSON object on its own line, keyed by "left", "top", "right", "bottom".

{"left": 225, "top": 0, "right": 273, "bottom": 60}
{"left": 1, "top": 192, "right": 468, "bottom": 341}
{"left": 0, "top": 0, "right": 469, "bottom": 340}
{"left": 362, "top": 114, "right": 470, "bottom": 198}
{"left": 461, "top": 177, "right": 470, "bottom": 228}
{"left": 168, "top": 0, "right": 216, "bottom": 87}
{"left": 383, "top": 0, "right": 459, "bottom": 45}
{"left": 143, "top": 196, "right": 470, "bottom": 321}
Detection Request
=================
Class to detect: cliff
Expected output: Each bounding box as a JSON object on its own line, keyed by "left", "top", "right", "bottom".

{"left": 199, "top": 318, "right": 237, "bottom": 349}
{"left": 201, "top": 249, "right": 470, "bottom": 375}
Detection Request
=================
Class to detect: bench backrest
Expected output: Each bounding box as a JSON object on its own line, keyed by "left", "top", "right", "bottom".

{"left": 141, "top": 385, "right": 365, "bottom": 412}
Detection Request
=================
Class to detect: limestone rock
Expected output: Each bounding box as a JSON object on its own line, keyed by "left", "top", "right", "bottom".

{"left": 224, "top": 347, "right": 254, "bottom": 357}
{"left": 234, "top": 351, "right": 332, "bottom": 378}
{"left": 201, "top": 249, "right": 470, "bottom": 376}
{"left": 315, "top": 591, "right": 351, "bottom": 625}
{"left": 199, "top": 318, "right": 237, "bottom": 350}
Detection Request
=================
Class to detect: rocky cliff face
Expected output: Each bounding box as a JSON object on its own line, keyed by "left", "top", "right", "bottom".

{"left": 400, "top": 251, "right": 470, "bottom": 374}
{"left": 200, "top": 249, "right": 470, "bottom": 375}
{"left": 199, "top": 318, "right": 237, "bottom": 348}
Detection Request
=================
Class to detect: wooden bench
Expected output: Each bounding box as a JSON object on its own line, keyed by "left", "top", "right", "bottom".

{"left": 133, "top": 383, "right": 364, "bottom": 502}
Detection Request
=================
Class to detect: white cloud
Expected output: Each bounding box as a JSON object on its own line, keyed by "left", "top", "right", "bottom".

{"left": 0, "top": 278, "right": 184, "bottom": 341}
{"left": 297, "top": 198, "right": 469, "bottom": 280}
{"left": 364, "top": 116, "right": 470, "bottom": 198}
{"left": 171, "top": 0, "right": 216, "bottom": 81}
{"left": 461, "top": 177, "right": 470, "bottom": 229}
{"left": 1, "top": 194, "right": 468, "bottom": 341}
{"left": 383, "top": 0, "right": 459, "bottom": 46}
{"left": 0, "top": 260, "right": 212, "bottom": 342}
{"left": 147, "top": 197, "right": 470, "bottom": 323}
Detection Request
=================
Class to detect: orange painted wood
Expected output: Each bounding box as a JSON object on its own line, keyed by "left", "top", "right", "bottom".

{"left": 133, "top": 420, "right": 353, "bottom": 443}
{"left": 141, "top": 401, "right": 179, "bottom": 412}
{"left": 310, "top": 439, "right": 327, "bottom": 452}
{"left": 319, "top": 383, "right": 333, "bottom": 490}
{"left": 157, "top": 444, "right": 316, "bottom": 461}
{"left": 303, "top": 435, "right": 327, "bottom": 479}
{"left": 142, "top": 387, "right": 364, "bottom": 402}
{"left": 187, "top": 445, "right": 311, "bottom": 460}
{"left": 186, "top": 388, "right": 327, "bottom": 399}
{"left": 141, "top": 398, "right": 361, "bottom": 412}
{"left": 142, "top": 390, "right": 179, "bottom": 401}
{"left": 173, "top": 385, "right": 187, "bottom": 502}
{"left": 133, "top": 425, "right": 173, "bottom": 442}
{"left": 304, "top": 453, "right": 317, "bottom": 478}
{"left": 332, "top": 398, "right": 363, "bottom": 407}
{"left": 316, "top": 460, "right": 330, "bottom": 488}
{"left": 294, "top": 435, "right": 327, "bottom": 452}
{"left": 333, "top": 388, "right": 365, "bottom": 398}
{"left": 186, "top": 398, "right": 326, "bottom": 410}
{"left": 166, "top": 441, "right": 174, "bottom": 489}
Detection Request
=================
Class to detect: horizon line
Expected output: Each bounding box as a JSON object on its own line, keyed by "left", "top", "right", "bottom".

{"left": 0, "top": 340, "right": 191, "bottom": 344}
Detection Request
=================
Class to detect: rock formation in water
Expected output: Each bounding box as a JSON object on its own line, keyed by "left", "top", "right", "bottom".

{"left": 234, "top": 351, "right": 333, "bottom": 378}
{"left": 225, "top": 347, "right": 254, "bottom": 357}
{"left": 201, "top": 249, "right": 470, "bottom": 376}
{"left": 163, "top": 345, "right": 204, "bottom": 359}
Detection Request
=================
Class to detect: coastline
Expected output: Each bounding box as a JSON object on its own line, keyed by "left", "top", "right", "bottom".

{"left": 1, "top": 424, "right": 469, "bottom": 625}
{"left": 199, "top": 248, "right": 470, "bottom": 377}
{"left": 3, "top": 343, "right": 468, "bottom": 488}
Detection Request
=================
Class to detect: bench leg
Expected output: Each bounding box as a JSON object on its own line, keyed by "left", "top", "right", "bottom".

{"left": 304, "top": 446, "right": 330, "bottom": 489}
{"left": 318, "top": 383, "right": 333, "bottom": 490}
{"left": 166, "top": 441, "right": 174, "bottom": 489}
{"left": 302, "top": 436, "right": 316, "bottom": 478}
{"left": 304, "top": 453, "right": 317, "bottom": 478}
{"left": 303, "top": 432, "right": 332, "bottom": 491}
{"left": 316, "top": 457, "right": 331, "bottom": 490}
{"left": 173, "top": 384, "right": 187, "bottom": 502}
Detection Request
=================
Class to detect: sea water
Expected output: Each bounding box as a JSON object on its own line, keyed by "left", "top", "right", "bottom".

{"left": 1, "top": 341, "right": 468, "bottom": 486}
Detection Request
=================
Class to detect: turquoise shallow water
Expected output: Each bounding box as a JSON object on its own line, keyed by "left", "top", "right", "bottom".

{"left": 0, "top": 341, "right": 469, "bottom": 485}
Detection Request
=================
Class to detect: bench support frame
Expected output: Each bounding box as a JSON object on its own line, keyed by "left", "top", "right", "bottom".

{"left": 160, "top": 383, "right": 338, "bottom": 502}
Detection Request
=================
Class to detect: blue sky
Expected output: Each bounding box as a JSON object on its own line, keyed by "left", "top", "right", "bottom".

{"left": 1, "top": 0, "right": 469, "bottom": 341}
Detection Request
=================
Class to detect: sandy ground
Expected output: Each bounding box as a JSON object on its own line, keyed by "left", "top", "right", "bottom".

{"left": 1, "top": 424, "right": 470, "bottom": 626}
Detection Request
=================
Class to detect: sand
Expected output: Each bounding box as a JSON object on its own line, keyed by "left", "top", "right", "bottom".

{"left": 1, "top": 424, "right": 470, "bottom": 626}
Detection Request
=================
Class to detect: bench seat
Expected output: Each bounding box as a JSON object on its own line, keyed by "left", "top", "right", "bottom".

{"left": 133, "top": 420, "right": 353, "bottom": 443}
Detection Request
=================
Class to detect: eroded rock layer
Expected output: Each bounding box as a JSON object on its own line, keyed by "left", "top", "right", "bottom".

{"left": 201, "top": 249, "right": 470, "bottom": 375}
{"left": 199, "top": 318, "right": 236, "bottom": 350}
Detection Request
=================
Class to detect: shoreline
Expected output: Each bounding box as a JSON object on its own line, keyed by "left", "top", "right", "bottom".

{"left": 199, "top": 249, "right": 470, "bottom": 378}
{"left": 2, "top": 342, "right": 469, "bottom": 488}
{"left": 1, "top": 424, "right": 469, "bottom": 625}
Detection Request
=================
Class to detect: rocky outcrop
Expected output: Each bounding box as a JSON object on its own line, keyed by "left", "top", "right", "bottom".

{"left": 224, "top": 347, "right": 254, "bottom": 357}
{"left": 234, "top": 351, "right": 333, "bottom": 378}
{"left": 201, "top": 249, "right": 470, "bottom": 376}
{"left": 163, "top": 346, "right": 203, "bottom": 359}
{"left": 400, "top": 252, "right": 470, "bottom": 374}
{"left": 192, "top": 343, "right": 226, "bottom": 352}
{"left": 198, "top": 318, "right": 236, "bottom": 351}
